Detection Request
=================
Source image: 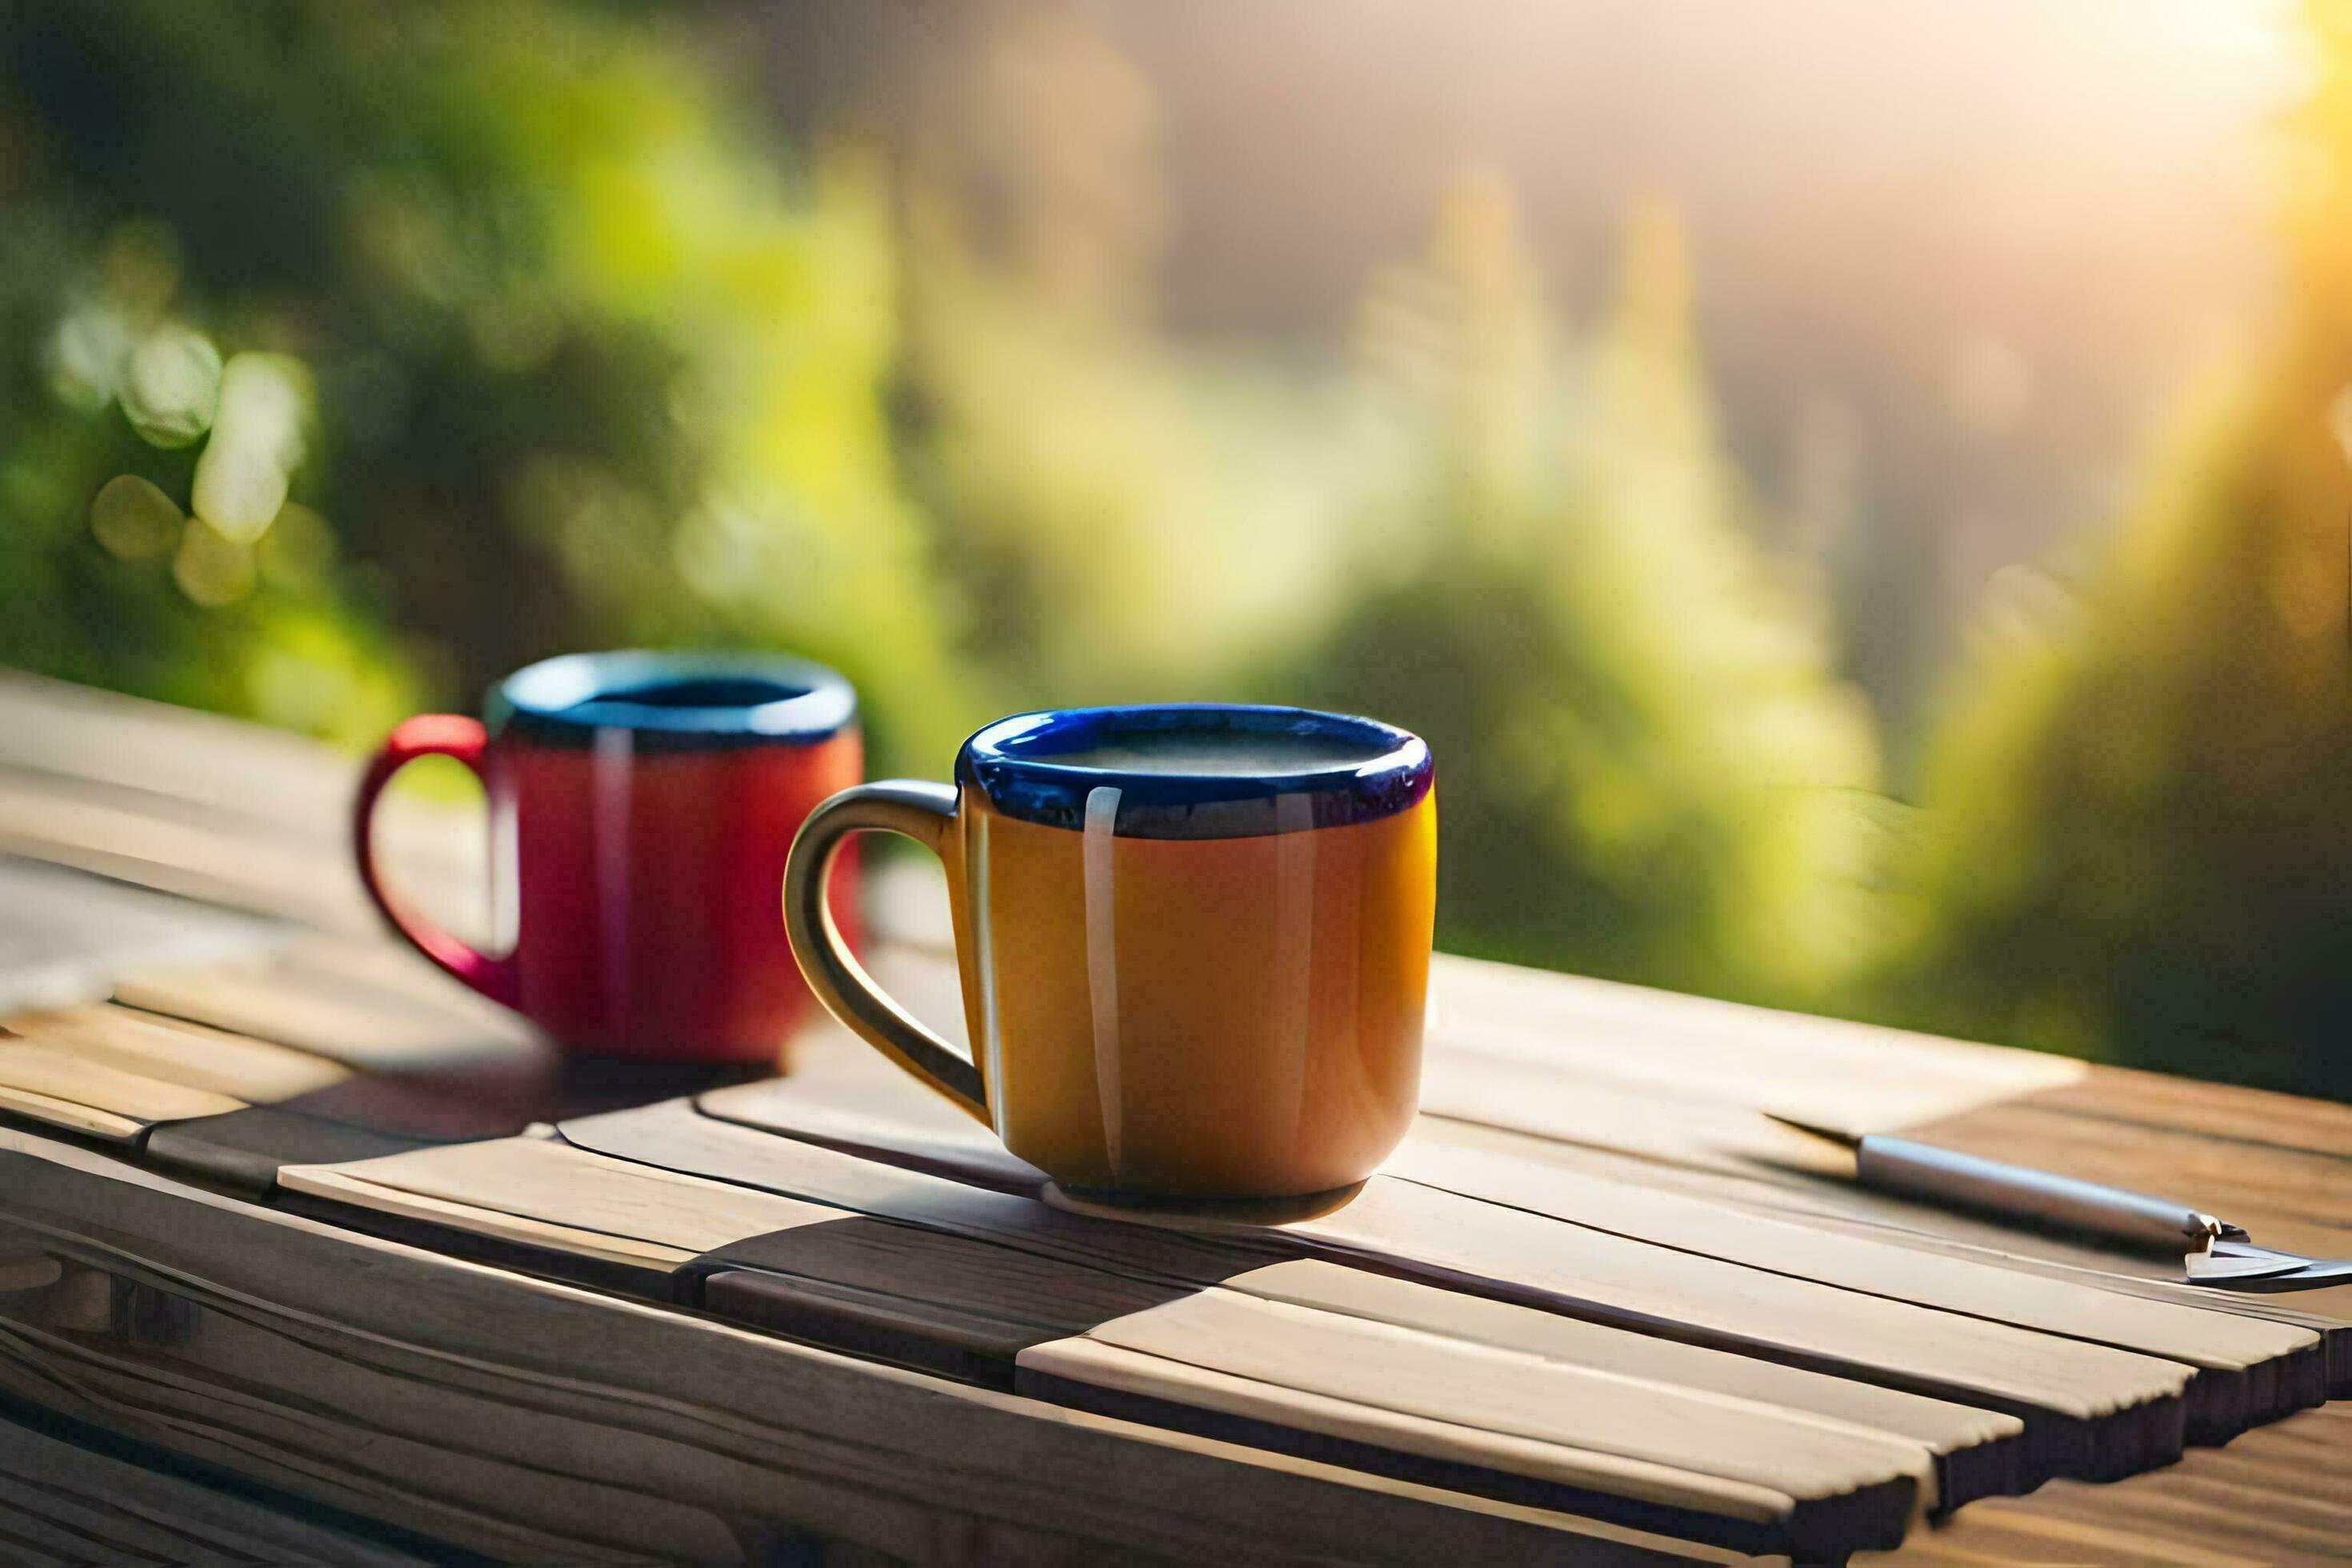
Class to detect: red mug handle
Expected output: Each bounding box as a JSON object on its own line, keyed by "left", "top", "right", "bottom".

{"left": 352, "top": 715, "right": 519, "bottom": 1008}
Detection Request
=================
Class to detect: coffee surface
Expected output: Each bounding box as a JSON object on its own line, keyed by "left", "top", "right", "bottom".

{"left": 1042, "top": 730, "right": 1386, "bottom": 777}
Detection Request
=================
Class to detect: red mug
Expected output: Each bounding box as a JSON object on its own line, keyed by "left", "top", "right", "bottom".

{"left": 354, "top": 651, "right": 862, "bottom": 1063}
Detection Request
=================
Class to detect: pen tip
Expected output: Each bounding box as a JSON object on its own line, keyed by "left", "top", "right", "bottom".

{"left": 1762, "top": 1111, "right": 1864, "bottom": 1146}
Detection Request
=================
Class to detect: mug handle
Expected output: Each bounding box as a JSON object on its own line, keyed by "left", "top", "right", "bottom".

{"left": 782, "top": 780, "right": 989, "bottom": 1125}
{"left": 352, "top": 714, "right": 519, "bottom": 1008}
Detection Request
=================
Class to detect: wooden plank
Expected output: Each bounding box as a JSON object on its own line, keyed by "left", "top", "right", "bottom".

{"left": 0, "top": 670, "right": 485, "bottom": 934}
{"left": 0, "top": 1126, "right": 1724, "bottom": 1566}
{"left": 0, "top": 1498, "right": 120, "bottom": 1566}
{"left": 1412, "top": 1114, "right": 2352, "bottom": 1398}
{"left": 2021, "top": 1064, "right": 2352, "bottom": 1164}
{"left": 1024, "top": 1286, "right": 1932, "bottom": 1559}
{"left": 145, "top": 1106, "right": 458, "bottom": 1194}
{"left": 1421, "top": 1050, "right": 1889, "bottom": 1178}
{"left": 278, "top": 1165, "right": 706, "bottom": 1274}
{"left": 281, "top": 1135, "right": 842, "bottom": 1260}
{"left": 0, "top": 669, "right": 363, "bottom": 835}
{"left": 0, "top": 1083, "right": 147, "bottom": 1142}
{"left": 1022, "top": 1336, "right": 1902, "bottom": 1562}
{"left": 294, "top": 1134, "right": 1951, "bottom": 1554}
{"left": 281, "top": 1134, "right": 1209, "bottom": 1371}
{"left": 1105, "top": 1173, "right": 2195, "bottom": 1483}
{"left": 0, "top": 1408, "right": 438, "bottom": 1566}
{"left": 702, "top": 1072, "right": 1047, "bottom": 1195}
{"left": 1087, "top": 1290, "right": 1933, "bottom": 1531}
{"left": 1424, "top": 950, "right": 2086, "bottom": 1134}
{"left": 1386, "top": 1139, "right": 2324, "bottom": 1440}
{"left": 567, "top": 1101, "right": 2194, "bottom": 1487}
{"left": 0, "top": 1039, "right": 244, "bottom": 1131}
{"left": 286, "top": 1129, "right": 1238, "bottom": 1380}
{"left": 2, "top": 1002, "right": 350, "bottom": 1102}
{"left": 1870, "top": 1404, "right": 2352, "bottom": 1565}
{"left": 1229, "top": 1260, "right": 2025, "bottom": 1511}
{"left": 0, "top": 855, "right": 280, "bottom": 1014}
{"left": 592, "top": 1102, "right": 1289, "bottom": 1287}
{"left": 583, "top": 1105, "right": 2022, "bottom": 1523}
{"left": 114, "top": 939, "right": 540, "bottom": 1074}
{"left": 702, "top": 1242, "right": 1194, "bottom": 1388}
{"left": 0, "top": 770, "right": 379, "bottom": 935}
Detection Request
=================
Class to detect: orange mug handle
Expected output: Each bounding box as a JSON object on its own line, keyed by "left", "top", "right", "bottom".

{"left": 782, "top": 780, "right": 988, "bottom": 1125}
{"left": 352, "top": 714, "right": 518, "bottom": 1008}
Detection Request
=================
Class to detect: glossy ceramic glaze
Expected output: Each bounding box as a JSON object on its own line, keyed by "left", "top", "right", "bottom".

{"left": 357, "top": 651, "right": 861, "bottom": 1063}
{"left": 786, "top": 704, "right": 1436, "bottom": 1198}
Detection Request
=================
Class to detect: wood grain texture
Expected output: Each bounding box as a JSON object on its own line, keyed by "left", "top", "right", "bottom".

{"left": 560, "top": 1111, "right": 2020, "bottom": 1539}
{"left": 1238, "top": 1174, "right": 2192, "bottom": 1484}
{"left": 1387, "top": 1139, "right": 2323, "bottom": 1438}
{"left": 574, "top": 1099, "right": 1290, "bottom": 1287}
{"left": 282, "top": 1130, "right": 1206, "bottom": 1370}
{"left": 575, "top": 1100, "right": 2192, "bottom": 1490}
{"left": 1866, "top": 1404, "right": 2352, "bottom": 1566}
{"left": 1026, "top": 1286, "right": 1932, "bottom": 1558}
{"left": 0, "top": 669, "right": 486, "bottom": 938}
{"left": 1422, "top": 950, "right": 2085, "bottom": 1132}
{"left": 1410, "top": 1113, "right": 2352, "bottom": 1398}
{"left": 1228, "top": 1260, "right": 2026, "bottom": 1511}
{"left": 281, "top": 1134, "right": 841, "bottom": 1260}
{"left": 114, "top": 938, "right": 538, "bottom": 1074}
{"left": 0, "top": 1083, "right": 147, "bottom": 1142}
{"left": 0, "top": 1038, "right": 243, "bottom": 1131}
{"left": 2022, "top": 1062, "right": 2352, "bottom": 1162}
{"left": 278, "top": 1164, "right": 706, "bottom": 1272}
{"left": 0, "top": 855, "right": 282, "bottom": 1014}
{"left": 142, "top": 1106, "right": 451, "bottom": 1194}
{"left": 0, "top": 1405, "right": 442, "bottom": 1566}
{"left": 702, "top": 1071, "right": 1050, "bottom": 1195}
{"left": 1, "top": 1002, "right": 350, "bottom": 1101}
{"left": 701, "top": 1241, "right": 1196, "bottom": 1388}
{"left": 0, "top": 1125, "right": 1725, "bottom": 1567}
{"left": 1024, "top": 1337, "right": 1899, "bottom": 1561}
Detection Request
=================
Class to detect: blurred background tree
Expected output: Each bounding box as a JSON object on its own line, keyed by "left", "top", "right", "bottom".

{"left": 1873, "top": 0, "right": 2352, "bottom": 1098}
{"left": 1, "top": 0, "right": 969, "bottom": 762}
{"left": 1280, "top": 182, "right": 1882, "bottom": 1009}
{"left": 885, "top": 0, "right": 1396, "bottom": 704}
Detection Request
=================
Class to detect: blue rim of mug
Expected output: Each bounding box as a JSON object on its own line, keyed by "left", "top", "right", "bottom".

{"left": 956, "top": 703, "right": 1431, "bottom": 840}
{"left": 488, "top": 650, "right": 857, "bottom": 751}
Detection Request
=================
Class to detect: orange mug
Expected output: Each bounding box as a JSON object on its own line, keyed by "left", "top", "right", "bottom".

{"left": 783, "top": 704, "right": 1436, "bottom": 1198}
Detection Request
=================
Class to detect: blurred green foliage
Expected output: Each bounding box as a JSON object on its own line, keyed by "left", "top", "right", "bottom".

{"left": 1871, "top": 1, "right": 2352, "bottom": 1098}
{"left": 1280, "top": 184, "right": 1882, "bottom": 1009}
{"left": 5, "top": 0, "right": 2349, "bottom": 1094}
{"left": 1, "top": 0, "right": 968, "bottom": 762}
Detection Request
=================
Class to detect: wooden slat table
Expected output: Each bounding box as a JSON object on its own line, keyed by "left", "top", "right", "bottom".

{"left": 0, "top": 670, "right": 2345, "bottom": 1564}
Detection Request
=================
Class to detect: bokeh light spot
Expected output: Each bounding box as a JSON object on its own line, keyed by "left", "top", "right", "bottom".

{"left": 89, "top": 473, "right": 184, "bottom": 561}
{"left": 256, "top": 502, "right": 338, "bottom": 591}
{"left": 191, "top": 441, "right": 289, "bottom": 543}
{"left": 191, "top": 353, "right": 314, "bottom": 542}
{"left": 46, "top": 303, "right": 134, "bottom": 412}
{"left": 120, "top": 324, "right": 223, "bottom": 447}
{"left": 171, "top": 516, "right": 256, "bottom": 607}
